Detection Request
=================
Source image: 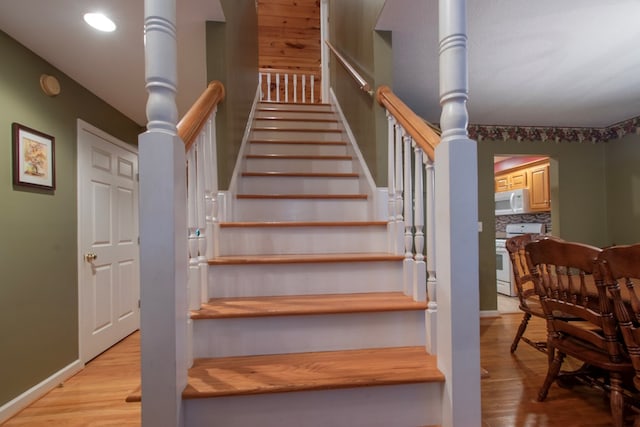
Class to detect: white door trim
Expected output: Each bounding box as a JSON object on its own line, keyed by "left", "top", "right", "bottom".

{"left": 76, "top": 119, "right": 139, "bottom": 364}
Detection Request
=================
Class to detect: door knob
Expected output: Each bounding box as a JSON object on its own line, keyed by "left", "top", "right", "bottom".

{"left": 85, "top": 252, "right": 98, "bottom": 262}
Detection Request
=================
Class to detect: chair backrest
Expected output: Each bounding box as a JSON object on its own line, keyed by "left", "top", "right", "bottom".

{"left": 598, "top": 244, "right": 640, "bottom": 388}
{"left": 506, "top": 234, "right": 538, "bottom": 310}
{"left": 525, "top": 238, "right": 624, "bottom": 361}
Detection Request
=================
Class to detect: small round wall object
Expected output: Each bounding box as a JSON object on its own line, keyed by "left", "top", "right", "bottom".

{"left": 40, "top": 74, "right": 61, "bottom": 97}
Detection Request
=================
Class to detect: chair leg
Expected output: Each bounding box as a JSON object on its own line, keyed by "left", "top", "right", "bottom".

{"left": 538, "top": 348, "right": 564, "bottom": 402}
{"left": 609, "top": 373, "right": 625, "bottom": 427}
{"left": 510, "top": 312, "right": 532, "bottom": 353}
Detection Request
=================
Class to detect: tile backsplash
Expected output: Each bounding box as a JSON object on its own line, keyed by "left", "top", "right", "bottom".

{"left": 495, "top": 212, "right": 552, "bottom": 234}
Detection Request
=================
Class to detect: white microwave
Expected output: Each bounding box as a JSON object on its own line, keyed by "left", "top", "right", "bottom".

{"left": 495, "top": 188, "right": 532, "bottom": 216}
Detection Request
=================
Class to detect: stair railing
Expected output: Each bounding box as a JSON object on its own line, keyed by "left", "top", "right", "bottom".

{"left": 259, "top": 67, "right": 320, "bottom": 104}
{"left": 376, "top": 85, "right": 440, "bottom": 353}
{"left": 179, "top": 80, "right": 225, "bottom": 310}
{"left": 325, "top": 40, "right": 373, "bottom": 96}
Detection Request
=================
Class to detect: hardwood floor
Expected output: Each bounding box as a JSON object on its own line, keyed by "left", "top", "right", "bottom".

{"left": 481, "top": 313, "right": 624, "bottom": 427}
{"left": 2, "top": 332, "right": 140, "bottom": 426}
{"left": 2, "top": 315, "right": 622, "bottom": 426}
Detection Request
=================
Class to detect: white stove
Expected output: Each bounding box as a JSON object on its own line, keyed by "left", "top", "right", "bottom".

{"left": 496, "top": 223, "right": 545, "bottom": 296}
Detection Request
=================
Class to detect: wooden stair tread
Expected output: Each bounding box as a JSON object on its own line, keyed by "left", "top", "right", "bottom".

{"left": 208, "top": 253, "right": 404, "bottom": 265}
{"left": 241, "top": 171, "right": 358, "bottom": 178}
{"left": 246, "top": 154, "right": 351, "bottom": 160}
{"left": 192, "top": 292, "right": 427, "bottom": 319}
{"left": 220, "top": 220, "right": 386, "bottom": 228}
{"left": 183, "top": 346, "right": 443, "bottom": 399}
{"left": 236, "top": 194, "right": 367, "bottom": 200}
{"left": 249, "top": 139, "right": 347, "bottom": 145}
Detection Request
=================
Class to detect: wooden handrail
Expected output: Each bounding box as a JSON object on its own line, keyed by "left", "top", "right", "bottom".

{"left": 178, "top": 81, "right": 225, "bottom": 151}
{"left": 325, "top": 40, "right": 372, "bottom": 96}
{"left": 376, "top": 85, "right": 439, "bottom": 161}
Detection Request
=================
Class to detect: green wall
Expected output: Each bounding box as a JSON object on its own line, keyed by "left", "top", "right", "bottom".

{"left": 477, "top": 138, "right": 608, "bottom": 310}
{"left": 0, "top": 31, "right": 142, "bottom": 407}
{"left": 605, "top": 132, "right": 640, "bottom": 245}
{"left": 329, "top": 0, "right": 391, "bottom": 185}
{"left": 206, "top": 0, "right": 259, "bottom": 190}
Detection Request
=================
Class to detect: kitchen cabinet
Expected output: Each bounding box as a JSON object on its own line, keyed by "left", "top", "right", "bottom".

{"left": 529, "top": 162, "right": 550, "bottom": 210}
{"left": 494, "top": 169, "right": 527, "bottom": 192}
{"left": 495, "top": 159, "right": 551, "bottom": 212}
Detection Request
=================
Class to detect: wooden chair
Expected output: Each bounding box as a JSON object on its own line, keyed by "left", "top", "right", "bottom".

{"left": 526, "top": 238, "right": 632, "bottom": 427}
{"left": 505, "top": 234, "right": 547, "bottom": 353}
{"left": 599, "top": 244, "right": 640, "bottom": 426}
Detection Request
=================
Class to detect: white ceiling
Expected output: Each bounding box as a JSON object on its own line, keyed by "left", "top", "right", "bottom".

{"left": 1, "top": 1, "right": 638, "bottom": 129}
{"left": 0, "top": 0, "right": 225, "bottom": 126}
{"left": 378, "top": 0, "right": 640, "bottom": 128}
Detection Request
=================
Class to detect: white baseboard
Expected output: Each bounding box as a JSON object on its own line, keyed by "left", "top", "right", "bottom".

{"left": 0, "top": 359, "right": 83, "bottom": 424}
{"left": 479, "top": 310, "right": 500, "bottom": 318}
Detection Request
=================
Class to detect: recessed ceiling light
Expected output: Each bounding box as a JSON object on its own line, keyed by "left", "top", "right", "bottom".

{"left": 83, "top": 13, "right": 116, "bottom": 32}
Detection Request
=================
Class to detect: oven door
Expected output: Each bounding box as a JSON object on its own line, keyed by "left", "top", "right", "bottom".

{"left": 496, "top": 245, "right": 516, "bottom": 296}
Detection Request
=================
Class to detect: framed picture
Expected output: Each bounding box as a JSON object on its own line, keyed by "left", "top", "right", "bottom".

{"left": 12, "top": 123, "right": 55, "bottom": 190}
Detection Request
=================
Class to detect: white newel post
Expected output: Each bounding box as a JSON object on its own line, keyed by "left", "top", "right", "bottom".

{"left": 436, "top": 0, "right": 481, "bottom": 426}
{"left": 139, "top": 0, "right": 188, "bottom": 425}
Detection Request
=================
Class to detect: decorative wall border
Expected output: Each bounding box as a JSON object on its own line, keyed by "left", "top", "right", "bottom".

{"left": 468, "top": 115, "right": 640, "bottom": 144}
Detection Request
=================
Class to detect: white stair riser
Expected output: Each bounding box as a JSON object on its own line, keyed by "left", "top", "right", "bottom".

{"left": 193, "top": 310, "right": 426, "bottom": 358}
{"left": 258, "top": 103, "right": 333, "bottom": 112}
{"left": 233, "top": 198, "right": 369, "bottom": 221}
{"left": 245, "top": 157, "right": 354, "bottom": 173}
{"left": 248, "top": 142, "right": 348, "bottom": 156}
{"left": 209, "top": 261, "right": 403, "bottom": 297}
{"left": 251, "top": 129, "right": 344, "bottom": 142}
{"left": 255, "top": 110, "right": 337, "bottom": 121}
{"left": 254, "top": 119, "right": 341, "bottom": 130}
{"left": 184, "top": 383, "right": 443, "bottom": 427}
{"left": 219, "top": 225, "right": 386, "bottom": 255}
{"left": 237, "top": 176, "right": 361, "bottom": 195}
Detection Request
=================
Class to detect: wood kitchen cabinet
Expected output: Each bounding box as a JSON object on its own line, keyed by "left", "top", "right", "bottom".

{"left": 529, "top": 162, "right": 550, "bottom": 210}
{"left": 494, "top": 159, "right": 551, "bottom": 212}
{"left": 494, "top": 169, "right": 527, "bottom": 192}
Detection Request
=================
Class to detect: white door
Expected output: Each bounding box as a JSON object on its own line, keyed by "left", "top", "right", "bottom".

{"left": 77, "top": 120, "right": 139, "bottom": 363}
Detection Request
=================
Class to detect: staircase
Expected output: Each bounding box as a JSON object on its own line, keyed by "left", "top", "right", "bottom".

{"left": 182, "top": 101, "right": 445, "bottom": 426}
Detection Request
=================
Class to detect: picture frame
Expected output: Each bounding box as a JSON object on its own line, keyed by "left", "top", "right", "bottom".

{"left": 12, "top": 123, "right": 56, "bottom": 190}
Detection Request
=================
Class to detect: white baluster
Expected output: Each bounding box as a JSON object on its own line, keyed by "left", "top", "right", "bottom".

{"left": 302, "top": 74, "right": 306, "bottom": 103}
{"left": 311, "top": 74, "right": 315, "bottom": 103}
{"left": 413, "top": 145, "right": 426, "bottom": 302}
{"left": 284, "top": 73, "right": 289, "bottom": 103}
{"left": 195, "top": 134, "right": 207, "bottom": 307}
{"left": 394, "top": 124, "right": 404, "bottom": 255}
{"left": 425, "top": 157, "right": 437, "bottom": 353}
{"left": 402, "top": 133, "right": 414, "bottom": 297}
{"left": 275, "top": 73, "right": 280, "bottom": 102}
{"left": 258, "top": 72, "right": 263, "bottom": 101}
{"left": 266, "top": 73, "right": 272, "bottom": 102}
{"left": 187, "top": 149, "right": 199, "bottom": 311}
{"left": 293, "top": 74, "right": 298, "bottom": 103}
{"left": 386, "top": 112, "right": 397, "bottom": 253}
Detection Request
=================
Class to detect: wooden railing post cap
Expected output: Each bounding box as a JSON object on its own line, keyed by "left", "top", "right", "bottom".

{"left": 375, "top": 85, "right": 391, "bottom": 106}
{"left": 208, "top": 80, "right": 225, "bottom": 101}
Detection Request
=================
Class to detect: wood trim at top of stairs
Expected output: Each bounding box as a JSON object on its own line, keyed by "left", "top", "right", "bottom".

{"left": 249, "top": 139, "right": 347, "bottom": 145}
{"left": 245, "top": 154, "right": 352, "bottom": 160}
{"left": 191, "top": 292, "right": 427, "bottom": 319}
{"left": 183, "top": 346, "right": 444, "bottom": 399}
{"left": 208, "top": 253, "right": 404, "bottom": 265}
{"left": 252, "top": 127, "right": 343, "bottom": 133}
{"left": 240, "top": 171, "right": 359, "bottom": 178}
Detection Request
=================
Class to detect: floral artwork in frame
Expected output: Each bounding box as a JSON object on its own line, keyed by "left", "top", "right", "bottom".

{"left": 12, "top": 123, "right": 55, "bottom": 190}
